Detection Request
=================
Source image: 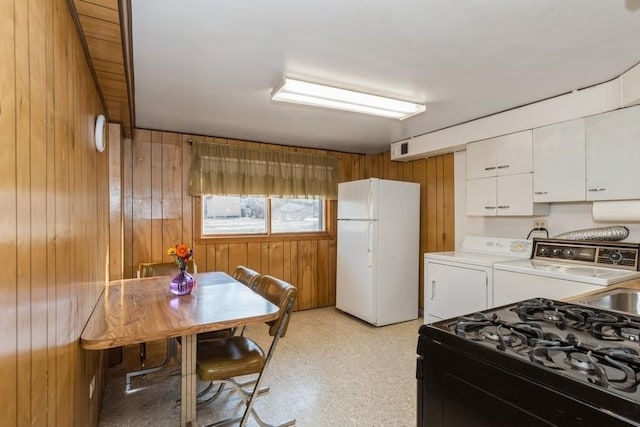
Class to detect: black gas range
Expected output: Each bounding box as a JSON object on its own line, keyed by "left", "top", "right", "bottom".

{"left": 417, "top": 298, "right": 640, "bottom": 426}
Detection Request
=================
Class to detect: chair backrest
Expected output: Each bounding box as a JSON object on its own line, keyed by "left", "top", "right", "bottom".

{"left": 255, "top": 275, "right": 297, "bottom": 337}
{"left": 137, "top": 260, "right": 197, "bottom": 278}
{"left": 232, "top": 266, "right": 261, "bottom": 290}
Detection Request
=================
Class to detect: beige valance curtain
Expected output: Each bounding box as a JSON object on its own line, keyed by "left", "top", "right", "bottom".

{"left": 189, "top": 141, "right": 338, "bottom": 199}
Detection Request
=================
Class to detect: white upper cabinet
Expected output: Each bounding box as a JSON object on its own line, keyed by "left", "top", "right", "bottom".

{"left": 586, "top": 105, "right": 640, "bottom": 201}
{"left": 467, "top": 130, "right": 547, "bottom": 216}
{"left": 533, "top": 118, "right": 586, "bottom": 202}
{"left": 467, "top": 173, "right": 549, "bottom": 217}
{"left": 466, "top": 140, "right": 497, "bottom": 179}
{"left": 467, "top": 177, "right": 497, "bottom": 216}
{"left": 496, "top": 173, "right": 541, "bottom": 216}
{"left": 466, "top": 130, "right": 533, "bottom": 179}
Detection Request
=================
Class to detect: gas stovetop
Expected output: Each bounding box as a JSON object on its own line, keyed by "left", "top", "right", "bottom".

{"left": 440, "top": 298, "right": 640, "bottom": 398}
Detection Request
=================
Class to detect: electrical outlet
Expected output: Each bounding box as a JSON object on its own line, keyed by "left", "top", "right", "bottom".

{"left": 533, "top": 218, "right": 548, "bottom": 229}
{"left": 89, "top": 374, "right": 96, "bottom": 399}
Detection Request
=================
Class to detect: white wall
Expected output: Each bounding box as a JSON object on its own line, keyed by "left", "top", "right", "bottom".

{"left": 454, "top": 151, "right": 485, "bottom": 248}
{"left": 454, "top": 151, "right": 640, "bottom": 245}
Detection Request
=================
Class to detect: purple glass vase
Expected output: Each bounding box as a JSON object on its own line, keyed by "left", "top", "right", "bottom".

{"left": 169, "top": 269, "right": 196, "bottom": 296}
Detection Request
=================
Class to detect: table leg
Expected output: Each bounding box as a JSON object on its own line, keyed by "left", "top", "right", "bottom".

{"left": 181, "top": 334, "right": 197, "bottom": 426}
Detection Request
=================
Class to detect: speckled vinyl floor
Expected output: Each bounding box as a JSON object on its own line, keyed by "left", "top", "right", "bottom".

{"left": 98, "top": 307, "right": 422, "bottom": 427}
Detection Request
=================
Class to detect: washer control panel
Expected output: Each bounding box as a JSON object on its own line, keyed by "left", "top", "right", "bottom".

{"left": 532, "top": 238, "right": 640, "bottom": 270}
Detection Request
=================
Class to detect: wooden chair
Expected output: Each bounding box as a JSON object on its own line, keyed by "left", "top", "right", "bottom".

{"left": 196, "top": 266, "right": 262, "bottom": 345}
{"left": 232, "top": 265, "right": 262, "bottom": 290}
{"left": 194, "top": 266, "right": 263, "bottom": 402}
{"left": 136, "top": 260, "right": 197, "bottom": 279}
{"left": 124, "top": 261, "right": 197, "bottom": 392}
{"left": 196, "top": 275, "right": 297, "bottom": 427}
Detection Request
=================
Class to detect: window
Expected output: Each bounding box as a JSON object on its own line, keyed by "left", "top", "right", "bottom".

{"left": 202, "top": 195, "right": 325, "bottom": 236}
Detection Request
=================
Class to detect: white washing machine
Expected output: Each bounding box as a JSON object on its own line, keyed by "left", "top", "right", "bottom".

{"left": 424, "top": 236, "right": 532, "bottom": 324}
{"left": 493, "top": 238, "right": 640, "bottom": 306}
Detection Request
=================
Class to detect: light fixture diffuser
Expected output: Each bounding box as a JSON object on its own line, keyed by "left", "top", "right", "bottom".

{"left": 271, "top": 78, "right": 425, "bottom": 120}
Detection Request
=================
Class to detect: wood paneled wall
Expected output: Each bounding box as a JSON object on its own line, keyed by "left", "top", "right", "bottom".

{"left": 109, "top": 123, "right": 124, "bottom": 280}
{"left": 122, "top": 131, "right": 360, "bottom": 310}
{"left": 121, "top": 129, "right": 454, "bottom": 311}
{"left": 2, "top": 0, "right": 109, "bottom": 425}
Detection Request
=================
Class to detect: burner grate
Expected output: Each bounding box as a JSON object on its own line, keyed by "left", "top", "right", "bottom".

{"left": 450, "top": 298, "right": 640, "bottom": 395}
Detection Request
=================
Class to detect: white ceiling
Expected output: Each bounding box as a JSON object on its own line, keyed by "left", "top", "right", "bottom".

{"left": 132, "top": 0, "right": 640, "bottom": 154}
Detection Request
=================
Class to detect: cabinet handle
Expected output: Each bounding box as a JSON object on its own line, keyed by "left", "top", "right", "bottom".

{"left": 484, "top": 166, "right": 496, "bottom": 171}
{"left": 587, "top": 188, "right": 606, "bottom": 192}
{"left": 430, "top": 279, "right": 436, "bottom": 300}
{"left": 534, "top": 191, "right": 548, "bottom": 195}
{"left": 496, "top": 164, "right": 510, "bottom": 169}
{"left": 484, "top": 206, "right": 496, "bottom": 209}
{"left": 497, "top": 205, "right": 510, "bottom": 209}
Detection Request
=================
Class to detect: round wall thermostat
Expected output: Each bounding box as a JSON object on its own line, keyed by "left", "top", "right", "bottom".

{"left": 95, "top": 114, "right": 107, "bottom": 152}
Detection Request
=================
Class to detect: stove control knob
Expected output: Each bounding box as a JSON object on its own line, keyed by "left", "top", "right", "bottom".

{"left": 551, "top": 248, "right": 562, "bottom": 256}
{"left": 609, "top": 251, "right": 624, "bottom": 263}
{"left": 563, "top": 249, "right": 574, "bottom": 257}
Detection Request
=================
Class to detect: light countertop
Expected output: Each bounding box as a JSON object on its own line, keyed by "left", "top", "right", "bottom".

{"left": 565, "top": 277, "right": 640, "bottom": 303}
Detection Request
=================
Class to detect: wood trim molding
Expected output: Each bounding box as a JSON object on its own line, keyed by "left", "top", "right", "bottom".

{"left": 65, "top": 0, "right": 109, "bottom": 117}
{"left": 70, "top": 0, "right": 133, "bottom": 137}
{"left": 119, "top": 0, "right": 135, "bottom": 136}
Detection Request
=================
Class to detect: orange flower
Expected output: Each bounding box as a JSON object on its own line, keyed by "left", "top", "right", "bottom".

{"left": 175, "top": 244, "right": 190, "bottom": 258}
{"left": 167, "top": 243, "right": 193, "bottom": 270}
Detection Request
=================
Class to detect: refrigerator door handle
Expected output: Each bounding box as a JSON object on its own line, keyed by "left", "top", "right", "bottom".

{"left": 368, "top": 182, "right": 374, "bottom": 219}
{"left": 367, "top": 222, "right": 374, "bottom": 266}
{"left": 430, "top": 279, "right": 436, "bottom": 300}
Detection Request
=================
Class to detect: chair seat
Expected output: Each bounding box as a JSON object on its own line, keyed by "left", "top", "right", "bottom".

{"left": 195, "top": 275, "right": 297, "bottom": 426}
{"left": 197, "top": 336, "right": 265, "bottom": 381}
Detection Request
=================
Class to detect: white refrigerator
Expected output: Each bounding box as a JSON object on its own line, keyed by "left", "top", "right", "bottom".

{"left": 336, "top": 178, "right": 420, "bottom": 326}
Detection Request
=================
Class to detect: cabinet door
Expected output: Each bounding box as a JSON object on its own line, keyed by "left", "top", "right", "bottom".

{"left": 467, "top": 177, "right": 497, "bottom": 216}
{"left": 533, "top": 119, "right": 586, "bottom": 202}
{"left": 496, "top": 173, "right": 534, "bottom": 216}
{"left": 495, "top": 130, "right": 533, "bottom": 176}
{"left": 425, "top": 262, "right": 489, "bottom": 320}
{"left": 466, "top": 138, "right": 496, "bottom": 179}
{"left": 586, "top": 105, "right": 640, "bottom": 201}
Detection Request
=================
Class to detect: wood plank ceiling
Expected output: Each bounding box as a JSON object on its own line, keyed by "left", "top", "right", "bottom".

{"left": 71, "top": 0, "right": 133, "bottom": 137}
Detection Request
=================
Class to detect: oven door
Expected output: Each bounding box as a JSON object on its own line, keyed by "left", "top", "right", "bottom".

{"left": 417, "top": 326, "right": 640, "bottom": 427}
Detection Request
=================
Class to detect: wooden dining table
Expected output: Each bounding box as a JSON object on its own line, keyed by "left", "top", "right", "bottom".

{"left": 81, "top": 271, "right": 280, "bottom": 427}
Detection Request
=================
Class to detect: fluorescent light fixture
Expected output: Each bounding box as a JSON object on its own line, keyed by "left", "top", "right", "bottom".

{"left": 271, "top": 78, "right": 425, "bottom": 120}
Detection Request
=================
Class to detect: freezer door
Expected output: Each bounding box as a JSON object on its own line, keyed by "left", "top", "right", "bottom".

{"left": 337, "top": 178, "right": 379, "bottom": 220}
{"left": 336, "top": 220, "right": 377, "bottom": 323}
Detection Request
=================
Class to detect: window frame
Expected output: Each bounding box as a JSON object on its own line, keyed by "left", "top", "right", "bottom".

{"left": 194, "top": 196, "right": 336, "bottom": 244}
